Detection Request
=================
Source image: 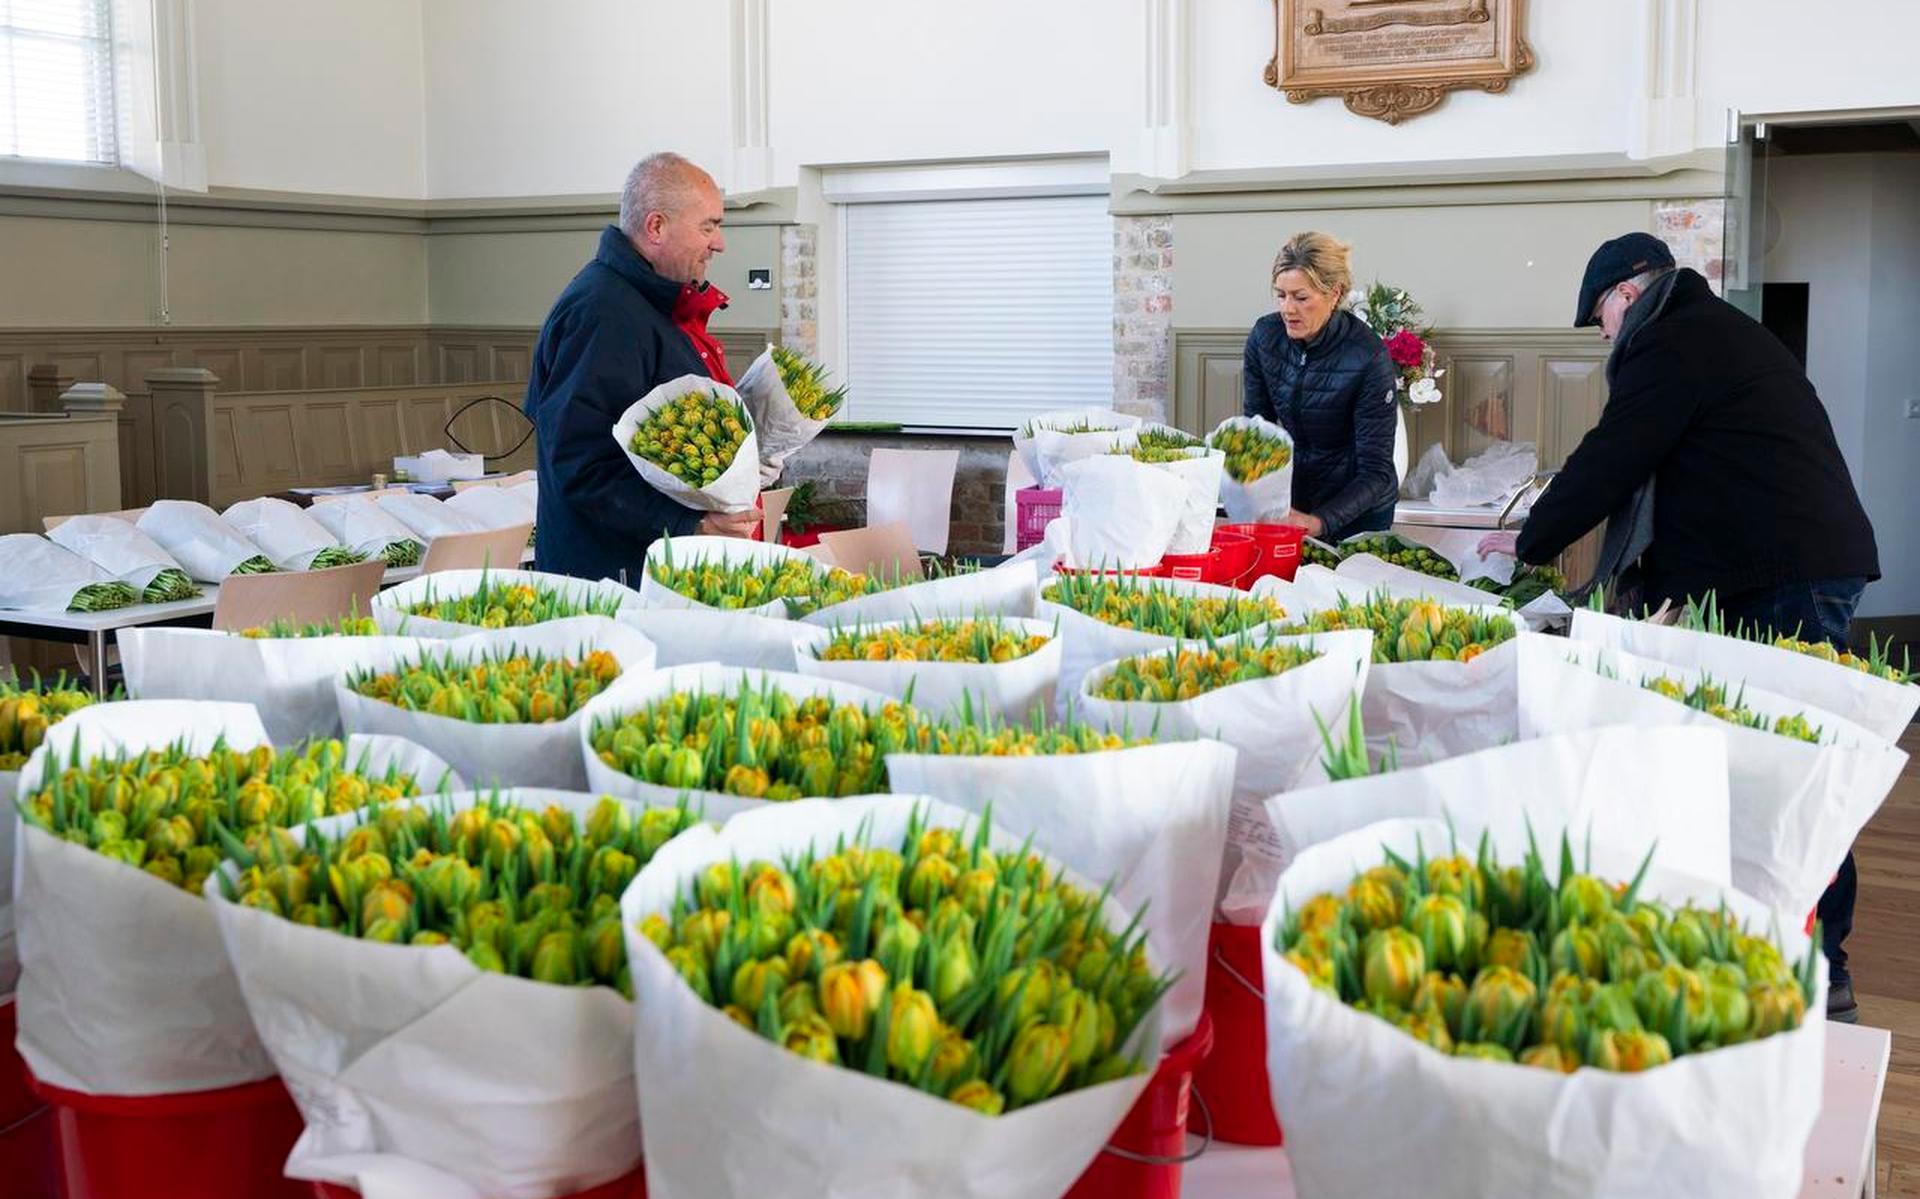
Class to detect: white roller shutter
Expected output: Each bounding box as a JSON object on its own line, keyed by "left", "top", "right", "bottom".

{"left": 0, "top": 0, "right": 116, "bottom": 164}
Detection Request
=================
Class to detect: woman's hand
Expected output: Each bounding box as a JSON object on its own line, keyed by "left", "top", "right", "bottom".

{"left": 1476, "top": 530, "right": 1520, "bottom": 558}
{"left": 1284, "top": 509, "right": 1324, "bottom": 538}
{"left": 698, "top": 510, "right": 763, "bottom": 539}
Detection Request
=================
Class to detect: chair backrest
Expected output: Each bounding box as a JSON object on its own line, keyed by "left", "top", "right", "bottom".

{"left": 211, "top": 558, "right": 386, "bottom": 632}
{"left": 866, "top": 448, "right": 958, "bottom": 555}
{"left": 451, "top": 469, "right": 536, "bottom": 493}
{"left": 419, "top": 523, "right": 534, "bottom": 574}
{"left": 1002, "top": 450, "right": 1036, "bottom": 553}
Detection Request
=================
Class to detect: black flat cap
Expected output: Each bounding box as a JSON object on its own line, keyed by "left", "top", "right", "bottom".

{"left": 1574, "top": 232, "right": 1676, "bottom": 327}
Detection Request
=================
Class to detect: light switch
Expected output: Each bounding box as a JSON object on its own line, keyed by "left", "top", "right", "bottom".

{"left": 747, "top": 269, "right": 773, "bottom": 290}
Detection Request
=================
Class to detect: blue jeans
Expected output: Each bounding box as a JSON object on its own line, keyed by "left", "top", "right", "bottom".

{"left": 1719, "top": 576, "right": 1868, "bottom": 982}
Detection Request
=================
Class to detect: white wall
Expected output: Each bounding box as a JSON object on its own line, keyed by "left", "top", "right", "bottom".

{"left": 1696, "top": 0, "right": 1920, "bottom": 134}
{"left": 194, "top": 0, "right": 426, "bottom": 197}
{"left": 420, "top": 0, "right": 728, "bottom": 198}
{"left": 1860, "top": 154, "right": 1920, "bottom": 619}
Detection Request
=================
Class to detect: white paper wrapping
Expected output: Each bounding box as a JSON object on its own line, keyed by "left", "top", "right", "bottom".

{"left": 222, "top": 496, "right": 346, "bottom": 570}
{"left": 0, "top": 770, "right": 20, "bottom": 996}
{"left": 335, "top": 618, "right": 658, "bottom": 790}
{"left": 1569, "top": 607, "right": 1920, "bottom": 744}
{"left": 1012, "top": 407, "right": 1141, "bottom": 488}
{"left": 1076, "top": 629, "right": 1375, "bottom": 926}
{"left": 119, "top": 626, "right": 436, "bottom": 746}
{"left": 884, "top": 741, "right": 1236, "bottom": 1040}
{"left": 444, "top": 485, "right": 538, "bottom": 532}
{"left": 1515, "top": 636, "right": 1907, "bottom": 922}
{"left": 639, "top": 534, "right": 822, "bottom": 620}
{"left": 800, "top": 561, "right": 1041, "bottom": 629}
{"left": 207, "top": 789, "right": 657, "bottom": 1199}
{"left": 137, "top": 499, "right": 271, "bottom": 581}
{"left": 618, "top": 607, "right": 812, "bottom": 671}
{"left": 371, "top": 569, "right": 641, "bottom": 639}
{"left": 1056, "top": 455, "right": 1186, "bottom": 570}
{"left": 578, "top": 664, "right": 897, "bottom": 824}
{"left": 1331, "top": 552, "right": 1568, "bottom": 632}
{"left": 1036, "top": 576, "right": 1286, "bottom": 719}
{"left": 13, "top": 700, "right": 459, "bottom": 1095}
{"left": 620, "top": 794, "right": 1160, "bottom": 1199}
{"left": 611, "top": 374, "right": 762, "bottom": 514}
{"left": 1267, "top": 726, "right": 1735, "bottom": 886}
{"left": 46, "top": 515, "right": 184, "bottom": 592}
{"left": 1207, "top": 416, "right": 1296, "bottom": 524}
{"left": 0, "top": 534, "right": 114, "bottom": 612}
{"left": 737, "top": 346, "right": 831, "bottom": 486}
{"left": 1263, "top": 817, "right": 1825, "bottom": 1199}
{"left": 375, "top": 493, "right": 491, "bottom": 541}
{"left": 793, "top": 617, "right": 1061, "bottom": 724}
{"left": 308, "top": 497, "right": 426, "bottom": 560}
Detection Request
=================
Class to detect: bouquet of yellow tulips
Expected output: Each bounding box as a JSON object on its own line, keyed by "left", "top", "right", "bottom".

{"left": 1042, "top": 574, "right": 1285, "bottom": 640}
{"left": 1277, "top": 595, "right": 1515, "bottom": 665}
{"left": 1092, "top": 638, "right": 1321, "bottom": 703}
{"left": 347, "top": 648, "right": 623, "bottom": 725}
{"left": 0, "top": 675, "right": 97, "bottom": 772}
{"left": 815, "top": 618, "right": 1049, "bottom": 666}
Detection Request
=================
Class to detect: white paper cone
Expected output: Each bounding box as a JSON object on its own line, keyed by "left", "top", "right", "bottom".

{"left": 1012, "top": 408, "right": 1141, "bottom": 488}
{"left": 620, "top": 795, "right": 1160, "bottom": 1199}
{"left": 738, "top": 347, "right": 832, "bottom": 482}
{"left": 884, "top": 741, "right": 1237, "bottom": 1039}
{"left": 1075, "top": 629, "right": 1375, "bottom": 925}
{"left": 1207, "top": 416, "right": 1295, "bottom": 524}
{"left": 46, "top": 515, "right": 184, "bottom": 592}
{"left": 638, "top": 535, "right": 821, "bottom": 620}
{"left": 335, "top": 618, "right": 657, "bottom": 790}
{"left": 444, "top": 486, "right": 538, "bottom": 531}
{"left": 374, "top": 493, "right": 491, "bottom": 541}
{"left": 120, "top": 627, "right": 437, "bottom": 745}
{"left": 1056, "top": 455, "right": 1185, "bottom": 570}
{"left": 1569, "top": 608, "right": 1920, "bottom": 744}
{"left": 1263, "top": 818, "right": 1825, "bottom": 1199}
{"left": 207, "top": 789, "right": 656, "bottom": 1199}
{"left": 618, "top": 607, "right": 812, "bottom": 671}
{"left": 137, "top": 499, "right": 271, "bottom": 581}
{"left": 0, "top": 771, "right": 21, "bottom": 996}
{"left": 1333, "top": 553, "right": 1561, "bottom": 632}
{"left": 611, "top": 374, "right": 762, "bottom": 514}
{"left": 308, "top": 498, "right": 426, "bottom": 560}
{"left": 793, "top": 617, "right": 1061, "bottom": 724}
{"left": 372, "top": 569, "right": 640, "bottom": 638}
{"left": 800, "top": 561, "right": 1041, "bottom": 629}
{"left": 578, "top": 665, "right": 897, "bottom": 824}
{"left": 222, "top": 497, "right": 346, "bottom": 570}
{"left": 1515, "top": 637, "right": 1907, "bottom": 922}
{"left": 0, "top": 535, "right": 114, "bottom": 612}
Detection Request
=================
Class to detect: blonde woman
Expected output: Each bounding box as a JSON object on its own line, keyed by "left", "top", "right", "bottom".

{"left": 1241, "top": 231, "right": 1398, "bottom": 542}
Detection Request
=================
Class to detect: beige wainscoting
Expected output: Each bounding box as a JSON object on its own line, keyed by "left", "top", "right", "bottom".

{"left": 1173, "top": 325, "right": 1609, "bottom": 583}
{"left": 0, "top": 410, "right": 122, "bottom": 533}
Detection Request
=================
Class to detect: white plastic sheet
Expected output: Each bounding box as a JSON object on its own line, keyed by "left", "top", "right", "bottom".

{"left": 375, "top": 493, "right": 491, "bottom": 541}
{"left": 621, "top": 794, "right": 1160, "bottom": 1199}
{"left": 0, "top": 770, "right": 20, "bottom": 995}
{"left": 119, "top": 626, "right": 436, "bottom": 746}
{"left": 1263, "top": 817, "right": 1824, "bottom": 1199}
{"left": 46, "top": 515, "right": 184, "bottom": 592}
{"left": 885, "top": 740, "right": 1237, "bottom": 1040}
{"left": 611, "top": 373, "right": 762, "bottom": 513}
{"left": 1055, "top": 455, "right": 1186, "bottom": 570}
{"left": 737, "top": 346, "right": 831, "bottom": 487}
{"left": 1515, "top": 636, "right": 1907, "bottom": 923}
{"left": 578, "top": 664, "right": 896, "bottom": 824}
{"left": 1428, "top": 439, "right": 1539, "bottom": 510}
{"left": 0, "top": 535, "right": 114, "bottom": 612}
{"left": 793, "top": 617, "right": 1062, "bottom": 724}
{"left": 335, "top": 618, "right": 658, "bottom": 790}
{"left": 13, "top": 701, "right": 458, "bottom": 1095}
{"left": 1012, "top": 407, "right": 1140, "bottom": 488}
{"left": 208, "top": 789, "right": 655, "bottom": 1199}
{"left": 1207, "top": 416, "right": 1296, "bottom": 524}
{"left": 308, "top": 497, "right": 425, "bottom": 560}
{"left": 1569, "top": 607, "right": 1920, "bottom": 744}
{"left": 137, "top": 499, "right": 270, "bottom": 581}
{"left": 1124, "top": 444, "right": 1225, "bottom": 556}
{"left": 1076, "top": 629, "right": 1375, "bottom": 926}
{"left": 222, "top": 497, "right": 346, "bottom": 570}
{"left": 639, "top": 534, "right": 822, "bottom": 620}
{"left": 371, "top": 569, "right": 640, "bottom": 639}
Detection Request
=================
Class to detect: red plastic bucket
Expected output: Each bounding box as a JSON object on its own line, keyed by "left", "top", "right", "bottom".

{"left": 0, "top": 1000, "right": 58, "bottom": 1199}
{"left": 28, "top": 1069, "right": 309, "bottom": 1199}
{"left": 1159, "top": 546, "right": 1224, "bottom": 584}
{"left": 1208, "top": 530, "right": 1257, "bottom": 587}
{"left": 1053, "top": 561, "right": 1167, "bottom": 579}
{"left": 1063, "top": 1011, "right": 1215, "bottom": 1199}
{"left": 1192, "top": 922, "right": 1283, "bottom": 1146}
{"left": 312, "top": 1165, "right": 646, "bottom": 1199}
{"left": 1221, "top": 524, "right": 1306, "bottom": 583}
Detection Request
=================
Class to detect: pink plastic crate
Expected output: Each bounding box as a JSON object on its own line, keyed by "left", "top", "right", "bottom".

{"left": 1014, "top": 486, "right": 1063, "bottom": 550}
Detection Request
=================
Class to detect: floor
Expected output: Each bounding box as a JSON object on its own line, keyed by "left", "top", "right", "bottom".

{"left": 1859, "top": 726, "right": 1919, "bottom": 1197}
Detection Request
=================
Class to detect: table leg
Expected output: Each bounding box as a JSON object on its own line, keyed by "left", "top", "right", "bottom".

{"left": 88, "top": 629, "right": 109, "bottom": 697}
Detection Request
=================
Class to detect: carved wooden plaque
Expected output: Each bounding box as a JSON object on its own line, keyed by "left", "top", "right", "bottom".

{"left": 1267, "top": 0, "right": 1534, "bottom": 125}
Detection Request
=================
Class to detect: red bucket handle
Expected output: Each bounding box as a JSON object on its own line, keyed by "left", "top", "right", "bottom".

{"left": 1097, "top": 1088, "right": 1213, "bottom": 1167}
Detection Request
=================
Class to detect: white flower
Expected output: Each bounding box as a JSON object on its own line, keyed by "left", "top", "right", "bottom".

{"left": 1408, "top": 376, "right": 1443, "bottom": 406}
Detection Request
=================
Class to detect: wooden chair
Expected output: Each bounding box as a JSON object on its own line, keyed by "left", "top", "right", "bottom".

{"left": 211, "top": 559, "right": 386, "bottom": 632}
{"left": 866, "top": 448, "right": 958, "bottom": 555}
{"left": 419, "top": 523, "right": 534, "bottom": 574}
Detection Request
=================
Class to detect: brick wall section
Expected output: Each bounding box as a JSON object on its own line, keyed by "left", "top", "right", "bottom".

{"left": 1653, "top": 198, "right": 1727, "bottom": 295}
{"left": 1113, "top": 215, "right": 1174, "bottom": 422}
{"left": 775, "top": 431, "right": 1013, "bottom": 558}
{"left": 780, "top": 224, "right": 820, "bottom": 355}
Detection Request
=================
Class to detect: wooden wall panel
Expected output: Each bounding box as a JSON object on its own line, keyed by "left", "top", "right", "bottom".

{"left": 359, "top": 399, "right": 407, "bottom": 468}
{"left": 0, "top": 413, "right": 122, "bottom": 534}
{"left": 375, "top": 343, "right": 421, "bottom": 385}
{"left": 19, "top": 443, "right": 89, "bottom": 528}
{"left": 254, "top": 346, "right": 306, "bottom": 391}
{"left": 318, "top": 347, "right": 364, "bottom": 389}
{"left": 304, "top": 401, "right": 358, "bottom": 476}
{"left": 0, "top": 354, "right": 27, "bottom": 411}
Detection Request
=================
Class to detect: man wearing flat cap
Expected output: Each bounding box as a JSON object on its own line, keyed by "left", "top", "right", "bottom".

{"left": 1481, "top": 231, "right": 1879, "bottom": 1021}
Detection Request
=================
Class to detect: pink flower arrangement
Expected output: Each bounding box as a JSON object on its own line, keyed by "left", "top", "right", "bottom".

{"left": 1351, "top": 281, "right": 1445, "bottom": 411}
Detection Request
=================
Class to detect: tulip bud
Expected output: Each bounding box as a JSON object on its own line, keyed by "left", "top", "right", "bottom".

{"left": 1346, "top": 872, "right": 1404, "bottom": 932}
{"left": 363, "top": 916, "right": 406, "bottom": 943}
{"left": 530, "top": 931, "right": 580, "bottom": 985}
{"left": 678, "top": 909, "right": 732, "bottom": 960}
{"left": 1409, "top": 893, "right": 1470, "bottom": 973}
{"left": 588, "top": 847, "right": 639, "bottom": 901}
{"left": 1587, "top": 981, "right": 1643, "bottom": 1035}
{"left": 820, "top": 959, "right": 888, "bottom": 1041}
{"left": 1362, "top": 927, "right": 1425, "bottom": 1010}
{"left": 1295, "top": 893, "right": 1345, "bottom": 935}
{"left": 731, "top": 957, "right": 791, "bottom": 1014}
{"left": 885, "top": 984, "right": 940, "bottom": 1075}
{"left": 1746, "top": 981, "right": 1806, "bottom": 1039}
{"left": 1411, "top": 971, "right": 1468, "bottom": 1038}
{"left": 778, "top": 980, "right": 821, "bottom": 1027}
{"left": 1006, "top": 1022, "right": 1072, "bottom": 1105}
{"left": 1588, "top": 1028, "right": 1672, "bottom": 1073}
{"left": 785, "top": 928, "right": 842, "bottom": 979}
{"left": 1453, "top": 1041, "right": 1513, "bottom": 1063}
{"left": 586, "top": 916, "right": 624, "bottom": 982}
{"left": 660, "top": 746, "right": 705, "bottom": 790}
{"left": 1424, "top": 855, "right": 1485, "bottom": 910}
{"left": 696, "top": 861, "right": 736, "bottom": 909}
{"left": 1738, "top": 936, "right": 1791, "bottom": 988}
{"left": 907, "top": 854, "right": 960, "bottom": 911}
{"left": 1481, "top": 927, "right": 1537, "bottom": 976}
{"left": 1557, "top": 873, "right": 1614, "bottom": 926}
{"left": 1393, "top": 1008, "right": 1454, "bottom": 1053}
{"left": 1632, "top": 964, "right": 1711, "bottom": 1048}
{"left": 1462, "top": 965, "right": 1535, "bottom": 1047}
{"left": 1662, "top": 909, "right": 1710, "bottom": 967}
{"left": 1535, "top": 976, "right": 1595, "bottom": 1051}
{"left": 1549, "top": 925, "right": 1604, "bottom": 980}
{"left": 666, "top": 945, "right": 714, "bottom": 1003}
{"left": 781, "top": 1014, "right": 841, "bottom": 1065}
{"left": 927, "top": 1026, "right": 978, "bottom": 1092}
{"left": 360, "top": 879, "right": 415, "bottom": 930}
{"left": 1051, "top": 985, "right": 1103, "bottom": 1068}
{"left": 1705, "top": 978, "right": 1752, "bottom": 1046}
{"left": 638, "top": 805, "right": 687, "bottom": 859}
{"left": 1284, "top": 948, "right": 1336, "bottom": 995}
{"left": 932, "top": 936, "right": 978, "bottom": 1011}
{"left": 411, "top": 930, "right": 450, "bottom": 947}
{"left": 997, "top": 962, "right": 1059, "bottom": 1032}
{"left": 746, "top": 863, "right": 798, "bottom": 916}
{"left": 947, "top": 1078, "right": 1006, "bottom": 1116}
{"left": 1519, "top": 1043, "right": 1580, "bottom": 1074}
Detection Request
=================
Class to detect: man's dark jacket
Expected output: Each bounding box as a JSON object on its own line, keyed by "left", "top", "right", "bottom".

{"left": 1242, "top": 308, "right": 1399, "bottom": 539}
{"left": 1517, "top": 268, "right": 1878, "bottom": 607}
{"left": 524, "top": 226, "right": 707, "bottom": 582}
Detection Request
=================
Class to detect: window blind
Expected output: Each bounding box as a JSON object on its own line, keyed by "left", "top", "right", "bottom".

{"left": 1, "top": 0, "right": 116, "bottom": 164}
{"left": 843, "top": 194, "right": 1114, "bottom": 429}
